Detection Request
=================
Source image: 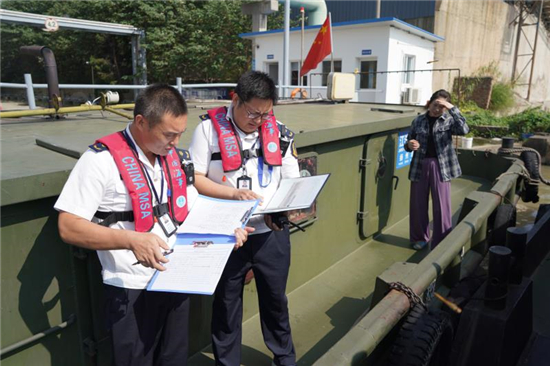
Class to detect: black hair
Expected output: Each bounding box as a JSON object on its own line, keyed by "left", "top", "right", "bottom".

{"left": 235, "top": 71, "right": 278, "bottom": 105}
{"left": 134, "top": 84, "right": 188, "bottom": 128}
{"left": 426, "top": 89, "right": 452, "bottom": 109}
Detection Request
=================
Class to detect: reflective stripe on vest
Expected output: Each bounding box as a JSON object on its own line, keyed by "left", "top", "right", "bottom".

{"left": 208, "top": 106, "right": 282, "bottom": 172}
{"left": 97, "top": 131, "right": 188, "bottom": 232}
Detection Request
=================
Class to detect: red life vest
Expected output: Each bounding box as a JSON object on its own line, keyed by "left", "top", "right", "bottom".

{"left": 208, "top": 106, "right": 282, "bottom": 172}
{"left": 96, "top": 131, "right": 188, "bottom": 232}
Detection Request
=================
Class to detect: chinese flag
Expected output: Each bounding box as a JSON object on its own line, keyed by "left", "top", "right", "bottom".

{"left": 300, "top": 16, "right": 332, "bottom": 77}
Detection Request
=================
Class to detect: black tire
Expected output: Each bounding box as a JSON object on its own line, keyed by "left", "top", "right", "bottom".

{"left": 521, "top": 151, "right": 540, "bottom": 203}
{"left": 388, "top": 305, "right": 454, "bottom": 366}
{"left": 488, "top": 204, "right": 516, "bottom": 247}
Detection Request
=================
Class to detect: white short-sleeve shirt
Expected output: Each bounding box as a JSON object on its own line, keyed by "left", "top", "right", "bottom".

{"left": 189, "top": 105, "right": 299, "bottom": 234}
{"left": 54, "top": 124, "right": 198, "bottom": 289}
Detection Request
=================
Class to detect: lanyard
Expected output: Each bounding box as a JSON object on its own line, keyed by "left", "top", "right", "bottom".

{"left": 143, "top": 158, "right": 164, "bottom": 206}
{"left": 228, "top": 119, "right": 274, "bottom": 188}
{"left": 258, "top": 157, "right": 273, "bottom": 188}
{"left": 122, "top": 130, "right": 165, "bottom": 207}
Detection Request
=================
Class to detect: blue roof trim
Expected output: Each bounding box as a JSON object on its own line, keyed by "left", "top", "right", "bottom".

{"left": 239, "top": 16, "right": 443, "bottom": 41}
{"left": 393, "top": 18, "right": 444, "bottom": 41}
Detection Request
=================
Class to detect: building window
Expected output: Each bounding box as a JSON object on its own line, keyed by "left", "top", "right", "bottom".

{"left": 266, "top": 63, "right": 279, "bottom": 84}
{"left": 322, "top": 60, "right": 342, "bottom": 86}
{"left": 360, "top": 60, "right": 377, "bottom": 89}
{"left": 403, "top": 55, "right": 416, "bottom": 84}
{"left": 291, "top": 62, "right": 308, "bottom": 86}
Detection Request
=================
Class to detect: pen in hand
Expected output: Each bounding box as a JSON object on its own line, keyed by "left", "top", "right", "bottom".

{"left": 132, "top": 249, "right": 174, "bottom": 266}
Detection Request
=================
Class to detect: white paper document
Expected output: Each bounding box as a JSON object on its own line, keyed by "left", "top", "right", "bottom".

{"left": 147, "top": 243, "right": 234, "bottom": 295}
{"left": 255, "top": 174, "right": 330, "bottom": 214}
{"left": 177, "top": 195, "right": 258, "bottom": 235}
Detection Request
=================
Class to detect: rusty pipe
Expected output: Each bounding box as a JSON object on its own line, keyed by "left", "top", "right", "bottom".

{"left": 20, "top": 46, "right": 61, "bottom": 109}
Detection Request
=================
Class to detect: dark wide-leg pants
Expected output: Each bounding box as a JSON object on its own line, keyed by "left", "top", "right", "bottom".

{"left": 211, "top": 228, "right": 296, "bottom": 366}
{"left": 409, "top": 157, "right": 453, "bottom": 249}
{"left": 103, "top": 284, "right": 190, "bottom": 366}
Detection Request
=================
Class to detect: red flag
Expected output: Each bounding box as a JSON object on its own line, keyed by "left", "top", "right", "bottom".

{"left": 300, "top": 16, "right": 332, "bottom": 77}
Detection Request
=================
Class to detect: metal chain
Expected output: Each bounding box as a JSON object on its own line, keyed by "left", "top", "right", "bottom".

{"left": 388, "top": 282, "right": 427, "bottom": 310}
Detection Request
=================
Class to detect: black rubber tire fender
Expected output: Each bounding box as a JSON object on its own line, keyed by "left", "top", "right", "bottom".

{"left": 388, "top": 305, "right": 454, "bottom": 366}
{"left": 520, "top": 151, "right": 540, "bottom": 203}
{"left": 488, "top": 204, "right": 516, "bottom": 247}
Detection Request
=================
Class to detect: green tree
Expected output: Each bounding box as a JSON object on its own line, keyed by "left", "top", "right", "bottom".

{"left": 1, "top": 0, "right": 295, "bottom": 84}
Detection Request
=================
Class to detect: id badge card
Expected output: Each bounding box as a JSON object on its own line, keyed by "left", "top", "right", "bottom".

{"left": 237, "top": 175, "right": 252, "bottom": 190}
{"left": 158, "top": 213, "right": 177, "bottom": 237}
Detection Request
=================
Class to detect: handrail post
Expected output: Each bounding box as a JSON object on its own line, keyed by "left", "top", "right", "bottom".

{"left": 176, "top": 77, "right": 183, "bottom": 95}
{"left": 24, "top": 73, "right": 36, "bottom": 110}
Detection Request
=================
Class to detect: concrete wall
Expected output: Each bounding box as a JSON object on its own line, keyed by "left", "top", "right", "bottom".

{"left": 433, "top": 0, "right": 549, "bottom": 107}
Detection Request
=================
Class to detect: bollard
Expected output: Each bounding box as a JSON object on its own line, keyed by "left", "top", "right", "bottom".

{"left": 506, "top": 226, "right": 531, "bottom": 284}
{"left": 485, "top": 246, "right": 511, "bottom": 310}
{"left": 501, "top": 137, "right": 515, "bottom": 149}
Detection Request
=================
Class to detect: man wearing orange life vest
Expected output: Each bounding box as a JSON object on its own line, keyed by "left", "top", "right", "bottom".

{"left": 189, "top": 71, "right": 300, "bottom": 366}
{"left": 55, "top": 84, "right": 251, "bottom": 366}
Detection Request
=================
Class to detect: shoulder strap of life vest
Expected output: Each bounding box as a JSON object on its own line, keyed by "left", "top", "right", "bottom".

{"left": 259, "top": 114, "right": 282, "bottom": 167}
{"left": 208, "top": 106, "right": 283, "bottom": 172}
{"left": 162, "top": 148, "right": 189, "bottom": 225}
{"left": 93, "top": 131, "right": 188, "bottom": 231}
{"left": 208, "top": 106, "right": 243, "bottom": 172}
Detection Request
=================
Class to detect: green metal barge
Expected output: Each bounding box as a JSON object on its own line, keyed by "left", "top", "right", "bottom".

{"left": 1, "top": 101, "right": 547, "bottom": 365}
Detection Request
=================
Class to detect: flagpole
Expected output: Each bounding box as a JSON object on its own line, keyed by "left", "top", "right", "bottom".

{"left": 329, "top": 12, "right": 334, "bottom": 73}
{"left": 300, "top": 7, "right": 305, "bottom": 88}
{"left": 283, "top": 0, "right": 290, "bottom": 99}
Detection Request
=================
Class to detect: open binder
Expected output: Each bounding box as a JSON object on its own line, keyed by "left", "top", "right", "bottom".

{"left": 254, "top": 174, "right": 330, "bottom": 214}
{"left": 147, "top": 196, "right": 258, "bottom": 295}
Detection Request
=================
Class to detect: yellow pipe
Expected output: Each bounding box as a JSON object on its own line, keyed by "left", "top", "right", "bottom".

{"left": 104, "top": 107, "right": 133, "bottom": 120}
{"left": 0, "top": 103, "right": 134, "bottom": 119}
{"left": 108, "top": 104, "right": 135, "bottom": 110}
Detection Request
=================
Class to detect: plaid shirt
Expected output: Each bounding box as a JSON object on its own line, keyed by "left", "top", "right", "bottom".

{"left": 405, "top": 107, "right": 469, "bottom": 182}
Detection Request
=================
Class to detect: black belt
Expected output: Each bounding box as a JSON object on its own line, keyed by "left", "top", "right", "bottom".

{"left": 95, "top": 202, "right": 169, "bottom": 227}
{"left": 211, "top": 149, "right": 262, "bottom": 161}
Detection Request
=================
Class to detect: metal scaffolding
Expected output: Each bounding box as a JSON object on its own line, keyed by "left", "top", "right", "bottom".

{"left": 509, "top": 0, "right": 547, "bottom": 101}
{"left": 0, "top": 9, "right": 147, "bottom": 86}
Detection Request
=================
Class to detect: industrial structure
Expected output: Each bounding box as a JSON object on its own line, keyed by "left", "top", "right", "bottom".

{"left": 241, "top": 17, "right": 442, "bottom": 104}
{"left": 243, "top": 0, "right": 549, "bottom": 106}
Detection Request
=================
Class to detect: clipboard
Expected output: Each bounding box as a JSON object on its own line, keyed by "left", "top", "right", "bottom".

{"left": 148, "top": 195, "right": 259, "bottom": 294}
{"left": 147, "top": 234, "right": 236, "bottom": 295}
{"left": 177, "top": 195, "right": 259, "bottom": 235}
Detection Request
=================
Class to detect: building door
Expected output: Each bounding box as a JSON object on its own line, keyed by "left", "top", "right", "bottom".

{"left": 266, "top": 63, "right": 279, "bottom": 85}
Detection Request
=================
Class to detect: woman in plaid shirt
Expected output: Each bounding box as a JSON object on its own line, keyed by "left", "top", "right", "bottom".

{"left": 405, "top": 90, "right": 469, "bottom": 250}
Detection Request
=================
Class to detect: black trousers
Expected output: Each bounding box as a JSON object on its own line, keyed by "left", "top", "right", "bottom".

{"left": 104, "top": 284, "right": 190, "bottom": 366}
{"left": 211, "top": 228, "right": 296, "bottom": 366}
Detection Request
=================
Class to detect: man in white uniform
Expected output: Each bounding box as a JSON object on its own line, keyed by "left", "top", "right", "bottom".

{"left": 189, "top": 71, "right": 299, "bottom": 366}
{"left": 55, "top": 84, "right": 249, "bottom": 366}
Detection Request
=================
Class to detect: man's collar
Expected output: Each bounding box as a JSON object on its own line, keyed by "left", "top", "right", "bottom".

{"left": 126, "top": 124, "right": 159, "bottom": 169}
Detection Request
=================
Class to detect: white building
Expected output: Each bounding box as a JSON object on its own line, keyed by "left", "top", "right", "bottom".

{"left": 240, "top": 17, "right": 443, "bottom": 104}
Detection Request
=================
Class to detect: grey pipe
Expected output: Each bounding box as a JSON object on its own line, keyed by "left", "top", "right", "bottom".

{"left": 20, "top": 46, "right": 61, "bottom": 109}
